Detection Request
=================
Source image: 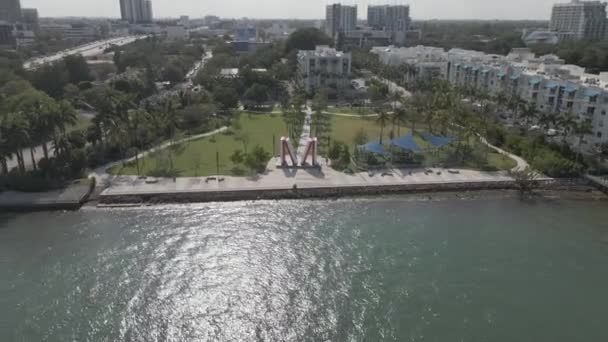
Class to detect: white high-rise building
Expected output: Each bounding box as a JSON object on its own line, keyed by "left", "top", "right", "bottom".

{"left": 325, "top": 3, "right": 357, "bottom": 39}
{"left": 0, "top": 0, "right": 21, "bottom": 23}
{"left": 120, "top": 0, "right": 153, "bottom": 24}
{"left": 367, "top": 5, "right": 411, "bottom": 45}
{"left": 550, "top": 0, "right": 607, "bottom": 41}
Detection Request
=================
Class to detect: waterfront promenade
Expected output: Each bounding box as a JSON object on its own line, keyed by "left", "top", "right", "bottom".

{"left": 100, "top": 158, "right": 518, "bottom": 201}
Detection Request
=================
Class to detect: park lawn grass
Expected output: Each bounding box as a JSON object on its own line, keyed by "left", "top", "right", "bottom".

{"left": 110, "top": 113, "right": 286, "bottom": 177}
{"left": 325, "top": 106, "right": 376, "bottom": 115}
{"left": 328, "top": 114, "right": 410, "bottom": 148}
{"left": 486, "top": 152, "right": 517, "bottom": 171}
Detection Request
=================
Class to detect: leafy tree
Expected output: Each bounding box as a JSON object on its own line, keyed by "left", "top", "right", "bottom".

{"left": 212, "top": 86, "right": 239, "bottom": 111}
{"left": 244, "top": 83, "right": 270, "bottom": 108}
{"left": 354, "top": 128, "right": 369, "bottom": 146}
{"left": 63, "top": 54, "right": 93, "bottom": 84}
{"left": 286, "top": 28, "right": 332, "bottom": 52}
{"left": 28, "top": 63, "right": 69, "bottom": 98}
{"left": 244, "top": 145, "right": 270, "bottom": 173}
{"left": 230, "top": 149, "right": 245, "bottom": 165}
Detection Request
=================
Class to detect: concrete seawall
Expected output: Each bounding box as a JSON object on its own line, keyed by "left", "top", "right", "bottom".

{"left": 99, "top": 178, "right": 596, "bottom": 205}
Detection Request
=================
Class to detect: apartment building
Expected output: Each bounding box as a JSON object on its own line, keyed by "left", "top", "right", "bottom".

{"left": 367, "top": 5, "right": 411, "bottom": 45}
{"left": 297, "top": 46, "right": 352, "bottom": 94}
{"left": 447, "top": 48, "right": 608, "bottom": 151}
{"left": 325, "top": 4, "right": 357, "bottom": 40}
{"left": 371, "top": 45, "right": 449, "bottom": 83}
{"left": 120, "top": 0, "right": 153, "bottom": 24}
{"left": 372, "top": 44, "right": 608, "bottom": 151}
{"left": 550, "top": 0, "right": 607, "bottom": 41}
{"left": 0, "top": 0, "right": 21, "bottom": 23}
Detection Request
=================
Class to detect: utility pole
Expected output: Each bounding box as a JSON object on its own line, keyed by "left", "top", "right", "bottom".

{"left": 216, "top": 151, "right": 220, "bottom": 181}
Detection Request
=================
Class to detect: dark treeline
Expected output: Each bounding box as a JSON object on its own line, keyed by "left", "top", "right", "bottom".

{"left": 413, "top": 20, "right": 544, "bottom": 55}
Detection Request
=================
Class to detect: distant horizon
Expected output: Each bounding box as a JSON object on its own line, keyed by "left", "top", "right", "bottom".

{"left": 20, "top": 0, "right": 560, "bottom": 21}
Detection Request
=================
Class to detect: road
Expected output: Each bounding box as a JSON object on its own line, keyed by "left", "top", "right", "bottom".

{"left": 23, "top": 35, "right": 148, "bottom": 70}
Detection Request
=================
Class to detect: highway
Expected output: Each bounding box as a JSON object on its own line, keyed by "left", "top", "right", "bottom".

{"left": 23, "top": 35, "right": 148, "bottom": 70}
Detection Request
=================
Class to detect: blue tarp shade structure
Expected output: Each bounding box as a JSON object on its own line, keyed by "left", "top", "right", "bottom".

{"left": 390, "top": 134, "right": 421, "bottom": 153}
{"left": 545, "top": 81, "right": 558, "bottom": 89}
{"left": 564, "top": 84, "right": 578, "bottom": 93}
{"left": 359, "top": 141, "right": 388, "bottom": 155}
{"left": 585, "top": 89, "right": 601, "bottom": 98}
{"left": 481, "top": 69, "right": 490, "bottom": 74}
{"left": 529, "top": 78, "right": 541, "bottom": 85}
{"left": 510, "top": 74, "right": 520, "bottom": 80}
{"left": 420, "top": 133, "right": 455, "bottom": 148}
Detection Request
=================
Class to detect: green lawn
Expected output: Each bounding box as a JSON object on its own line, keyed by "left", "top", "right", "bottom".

{"left": 486, "top": 152, "right": 517, "bottom": 170}
{"left": 110, "top": 113, "right": 287, "bottom": 177}
{"left": 329, "top": 115, "right": 410, "bottom": 148}
{"left": 67, "top": 116, "right": 92, "bottom": 134}
{"left": 325, "top": 106, "right": 377, "bottom": 115}
{"left": 326, "top": 115, "right": 517, "bottom": 171}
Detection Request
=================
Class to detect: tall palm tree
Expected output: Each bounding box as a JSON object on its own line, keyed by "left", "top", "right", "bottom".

{"left": 55, "top": 100, "right": 78, "bottom": 135}
{"left": 4, "top": 112, "right": 30, "bottom": 174}
{"left": 0, "top": 116, "right": 13, "bottom": 175}
{"left": 574, "top": 119, "right": 593, "bottom": 163}
{"left": 394, "top": 106, "right": 409, "bottom": 136}
{"left": 520, "top": 103, "right": 539, "bottom": 130}
{"left": 376, "top": 107, "right": 390, "bottom": 145}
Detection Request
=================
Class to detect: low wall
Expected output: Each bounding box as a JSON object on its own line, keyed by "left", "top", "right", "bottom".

{"left": 99, "top": 178, "right": 597, "bottom": 205}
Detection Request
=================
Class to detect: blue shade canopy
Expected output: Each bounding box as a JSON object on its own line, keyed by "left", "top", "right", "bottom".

{"left": 545, "top": 80, "right": 558, "bottom": 89}
{"left": 359, "top": 141, "right": 388, "bottom": 155}
{"left": 529, "top": 78, "right": 541, "bottom": 85}
{"left": 510, "top": 74, "right": 520, "bottom": 80}
{"left": 390, "top": 134, "right": 421, "bottom": 152}
{"left": 420, "top": 133, "right": 455, "bottom": 148}
{"left": 585, "top": 89, "right": 601, "bottom": 98}
{"left": 497, "top": 71, "right": 506, "bottom": 77}
{"left": 564, "top": 83, "right": 578, "bottom": 93}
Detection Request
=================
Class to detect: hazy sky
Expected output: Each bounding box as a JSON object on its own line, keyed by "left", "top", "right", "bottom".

{"left": 21, "top": 0, "right": 560, "bottom": 20}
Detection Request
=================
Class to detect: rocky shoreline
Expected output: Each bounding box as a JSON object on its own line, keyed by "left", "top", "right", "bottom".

{"left": 97, "top": 178, "right": 606, "bottom": 206}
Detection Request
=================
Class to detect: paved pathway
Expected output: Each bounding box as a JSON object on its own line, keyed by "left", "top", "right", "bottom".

{"left": 322, "top": 111, "right": 379, "bottom": 118}
{"left": 101, "top": 156, "right": 521, "bottom": 198}
{"left": 297, "top": 108, "right": 313, "bottom": 157}
{"left": 479, "top": 136, "right": 529, "bottom": 172}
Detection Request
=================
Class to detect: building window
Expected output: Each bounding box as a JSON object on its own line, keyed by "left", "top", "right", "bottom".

{"left": 588, "top": 107, "right": 596, "bottom": 115}
{"left": 598, "top": 132, "right": 603, "bottom": 138}
{"left": 567, "top": 101, "right": 573, "bottom": 109}
{"left": 602, "top": 110, "right": 606, "bottom": 115}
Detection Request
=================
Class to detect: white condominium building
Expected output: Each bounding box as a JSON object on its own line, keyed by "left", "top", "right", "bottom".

{"left": 120, "top": 0, "right": 153, "bottom": 24}
{"left": 367, "top": 5, "right": 411, "bottom": 45}
{"left": 550, "top": 0, "right": 607, "bottom": 41}
{"left": 447, "top": 48, "right": 608, "bottom": 151}
{"left": 325, "top": 3, "right": 357, "bottom": 40}
{"left": 371, "top": 45, "right": 448, "bottom": 83}
{"left": 372, "top": 45, "right": 608, "bottom": 151}
{"left": 297, "top": 46, "right": 352, "bottom": 94}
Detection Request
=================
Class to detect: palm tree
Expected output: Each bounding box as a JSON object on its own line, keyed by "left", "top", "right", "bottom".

{"left": 0, "top": 117, "right": 13, "bottom": 175}
{"left": 394, "top": 105, "right": 409, "bottom": 136}
{"left": 55, "top": 100, "right": 78, "bottom": 134}
{"left": 520, "top": 103, "right": 539, "bottom": 130}
{"left": 376, "top": 107, "right": 390, "bottom": 145}
{"left": 574, "top": 119, "right": 593, "bottom": 163}
{"left": 4, "top": 112, "right": 30, "bottom": 174}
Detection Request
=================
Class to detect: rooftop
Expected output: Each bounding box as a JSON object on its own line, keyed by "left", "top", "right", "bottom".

{"left": 298, "top": 45, "right": 349, "bottom": 58}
